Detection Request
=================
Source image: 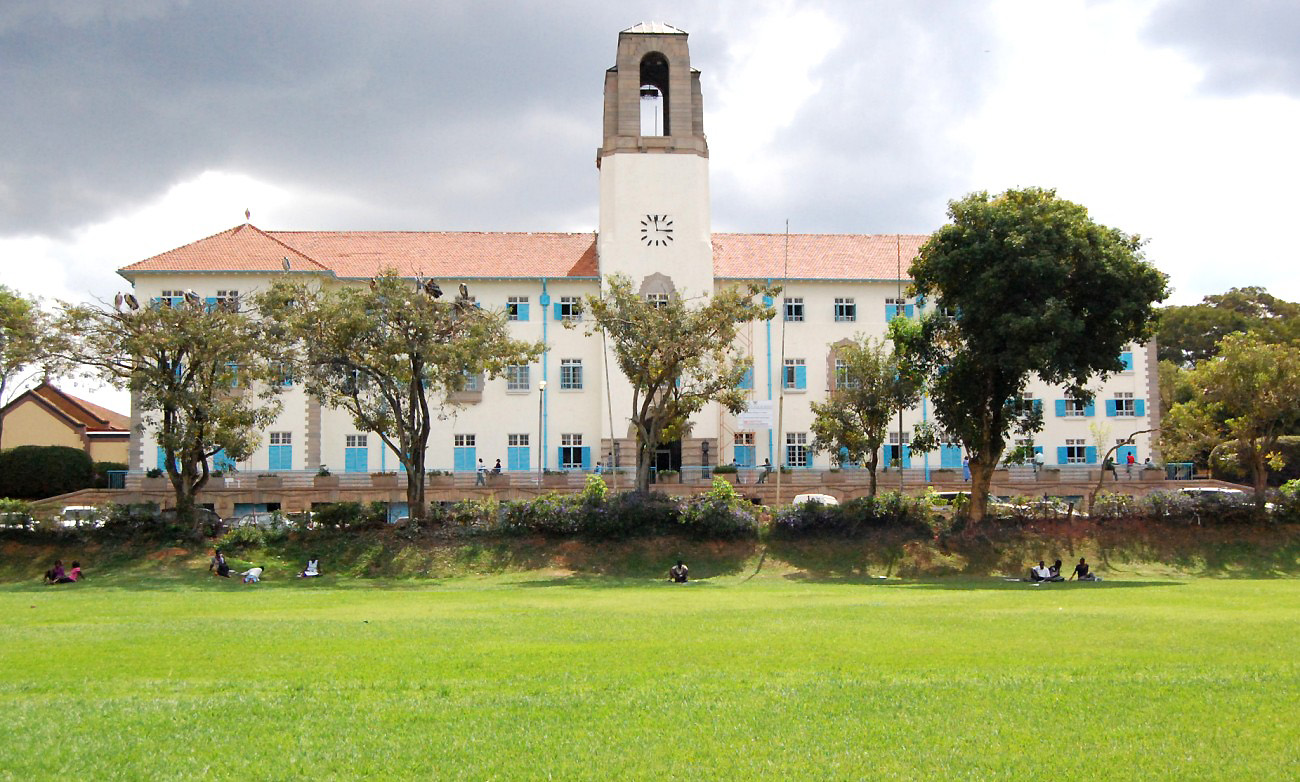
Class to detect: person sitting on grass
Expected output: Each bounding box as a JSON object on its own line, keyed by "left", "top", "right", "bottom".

{"left": 669, "top": 560, "right": 689, "bottom": 583}
{"left": 66, "top": 561, "right": 82, "bottom": 582}
{"left": 241, "top": 565, "right": 263, "bottom": 584}
{"left": 1070, "top": 557, "right": 1098, "bottom": 581}
{"left": 1047, "top": 559, "right": 1065, "bottom": 582}
{"left": 44, "top": 560, "right": 66, "bottom": 584}
{"left": 209, "top": 549, "right": 231, "bottom": 578}
{"left": 298, "top": 558, "right": 320, "bottom": 578}
{"left": 1029, "top": 560, "right": 1052, "bottom": 581}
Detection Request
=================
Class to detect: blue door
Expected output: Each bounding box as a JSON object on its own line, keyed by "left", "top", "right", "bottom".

{"left": 453, "top": 446, "right": 476, "bottom": 473}
{"left": 507, "top": 446, "right": 530, "bottom": 471}
{"left": 940, "top": 445, "right": 963, "bottom": 468}
{"left": 734, "top": 445, "right": 756, "bottom": 467}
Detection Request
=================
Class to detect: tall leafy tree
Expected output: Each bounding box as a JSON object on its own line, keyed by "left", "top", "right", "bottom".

{"left": 258, "top": 271, "right": 542, "bottom": 521}
{"left": 895, "top": 187, "right": 1168, "bottom": 522}
{"left": 1162, "top": 332, "right": 1300, "bottom": 512}
{"left": 0, "top": 286, "right": 48, "bottom": 445}
{"left": 1157, "top": 286, "right": 1300, "bottom": 367}
{"left": 809, "top": 335, "right": 921, "bottom": 496}
{"left": 56, "top": 295, "right": 288, "bottom": 531}
{"left": 576, "top": 274, "right": 775, "bottom": 492}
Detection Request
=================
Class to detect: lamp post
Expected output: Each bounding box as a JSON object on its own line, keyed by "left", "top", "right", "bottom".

{"left": 537, "top": 379, "right": 547, "bottom": 484}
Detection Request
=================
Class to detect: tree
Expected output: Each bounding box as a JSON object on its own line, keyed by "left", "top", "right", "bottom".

{"left": 1161, "top": 332, "right": 1300, "bottom": 512}
{"left": 1157, "top": 286, "right": 1300, "bottom": 367}
{"left": 895, "top": 187, "right": 1168, "bottom": 522}
{"left": 257, "top": 271, "right": 543, "bottom": 521}
{"left": 56, "top": 295, "right": 288, "bottom": 531}
{"left": 809, "top": 335, "right": 921, "bottom": 496}
{"left": 0, "top": 286, "right": 48, "bottom": 445}
{"left": 576, "top": 274, "right": 775, "bottom": 493}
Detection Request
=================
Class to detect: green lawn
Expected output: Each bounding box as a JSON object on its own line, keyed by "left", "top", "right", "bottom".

{"left": 1, "top": 571, "right": 1296, "bottom": 780}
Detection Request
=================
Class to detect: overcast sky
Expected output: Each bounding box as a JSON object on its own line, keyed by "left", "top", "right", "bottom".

{"left": 3, "top": 0, "right": 1298, "bottom": 411}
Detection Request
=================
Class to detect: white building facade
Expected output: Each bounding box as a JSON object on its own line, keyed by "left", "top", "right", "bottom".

{"left": 118, "top": 23, "right": 1158, "bottom": 481}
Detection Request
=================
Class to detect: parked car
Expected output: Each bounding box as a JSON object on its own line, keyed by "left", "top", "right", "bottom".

{"left": 791, "top": 493, "right": 839, "bottom": 506}
{"left": 229, "top": 512, "right": 281, "bottom": 529}
{"left": 159, "top": 507, "right": 223, "bottom": 530}
{"left": 55, "top": 506, "right": 104, "bottom": 528}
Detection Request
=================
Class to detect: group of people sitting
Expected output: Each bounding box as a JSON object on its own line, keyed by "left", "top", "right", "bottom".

{"left": 1029, "top": 557, "right": 1099, "bottom": 582}
{"left": 42, "top": 560, "right": 81, "bottom": 584}
{"left": 208, "top": 549, "right": 319, "bottom": 583}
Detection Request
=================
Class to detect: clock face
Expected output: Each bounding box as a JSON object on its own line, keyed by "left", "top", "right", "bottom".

{"left": 640, "top": 214, "right": 674, "bottom": 247}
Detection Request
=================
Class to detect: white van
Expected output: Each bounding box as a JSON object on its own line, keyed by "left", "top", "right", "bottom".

{"left": 56, "top": 506, "right": 103, "bottom": 528}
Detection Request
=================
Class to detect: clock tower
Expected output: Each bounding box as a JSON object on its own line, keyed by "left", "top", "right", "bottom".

{"left": 597, "top": 23, "right": 714, "bottom": 298}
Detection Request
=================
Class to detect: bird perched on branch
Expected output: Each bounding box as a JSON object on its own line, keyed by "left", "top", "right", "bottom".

{"left": 114, "top": 292, "right": 124, "bottom": 311}
{"left": 123, "top": 293, "right": 139, "bottom": 311}
{"left": 183, "top": 290, "right": 202, "bottom": 309}
{"left": 424, "top": 279, "right": 443, "bottom": 298}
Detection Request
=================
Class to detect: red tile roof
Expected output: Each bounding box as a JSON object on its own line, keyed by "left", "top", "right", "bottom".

{"left": 712, "top": 233, "right": 926, "bottom": 280}
{"left": 2, "top": 383, "right": 130, "bottom": 434}
{"left": 119, "top": 225, "right": 926, "bottom": 281}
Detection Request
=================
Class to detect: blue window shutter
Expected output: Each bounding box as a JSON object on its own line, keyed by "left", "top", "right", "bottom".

{"left": 1134, "top": 399, "right": 1146, "bottom": 416}
{"left": 1085, "top": 446, "right": 1098, "bottom": 464}
{"left": 735, "top": 446, "right": 755, "bottom": 467}
{"left": 508, "top": 446, "right": 529, "bottom": 471}
{"left": 553, "top": 302, "right": 563, "bottom": 320}
{"left": 739, "top": 367, "right": 753, "bottom": 390}
{"left": 1120, "top": 352, "right": 1134, "bottom": 370}
{"left": 905, "top": 304, "right": 915, "bottom": 318}
{"left": 157, "top": 446, "right": 167, "bottom": 470}
{"left": 558, "top": 447, "right": 565, "bottom": 470}
{"left": 1034, "top": 400, "right": 1043, "bottom": 414}
{"left": 1055, "top": 400, "right": 1067, "bottom": 417}
{"left": 1105, "top": 400, "right": 1117, "bottom": 417}
{"left": 1057, "top": 447, "right": 1068, "bottom": 464}
{"left": 1034, "top": 445, "right": 1043, "bottom": 455}
{"left": 762, "top": 295, "right": 774, "bottom": 306}
{"left": 795, "top": 365, "right": 807, "bottom": 390}
{"left": 204, "top": 297, "right": 218, "bottom": 313}
{"left": 581, "top": 447, "right": 591, "bottom": 471}
{"left": 901, "top": 445, "right": 912, "bottom": 468}
{"left": 517, "top": 302, "right": 529, "bottom": 321}
{"left": 1083, "top": 402, "right": 1095, "bottom": 417}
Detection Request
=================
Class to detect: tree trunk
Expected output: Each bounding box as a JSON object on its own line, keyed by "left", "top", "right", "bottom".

{"left": 865, "top": 452, "right": 879, "bottom": 498}
{"left": 636, "top": 439, "right": 653, "bottom": 493}
{"left": 967, "top": 458, "right": 996, "bottom": 522}
{"left": 406, "top": 472, "right": 426, "bottom": 521}
{"left": 1250, "top": 452, "right": 1269, "bottom": 516}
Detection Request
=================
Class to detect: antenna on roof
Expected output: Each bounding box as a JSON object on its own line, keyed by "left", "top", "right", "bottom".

{"left": 245, "top": 209, "right": 251, "bottom": 222}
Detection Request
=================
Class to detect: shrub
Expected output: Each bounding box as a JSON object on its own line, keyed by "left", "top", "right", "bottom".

{"left": 1209, "top": 436, "right": 1300, "bottom": 486}
{"left": 222, "top": 524, "right": 265, "bottom": 550}
{"left": 711, "top": 465, "right": 738, "bottom": 474}
{"left": 772, "top": 491, "right": 933, "bottom": 539}
{"left": 678, "top": 478, "right": 759, "bottom": 539}
{"left": 0, "top": 445, "right": 95, "bottom": 499}
{"left": 92, "top": 461, "right": 128, "bottom": 489}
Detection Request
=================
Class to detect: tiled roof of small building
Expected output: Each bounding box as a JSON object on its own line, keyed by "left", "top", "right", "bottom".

{"left": 3, "top": 382, "right": 131, "bottom": 434}
{"left": 119, "top": 225, "right": 926, "bottom": 282}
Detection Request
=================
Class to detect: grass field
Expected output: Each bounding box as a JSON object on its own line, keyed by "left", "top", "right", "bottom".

{"left": 2, "top": 561, "right": 1297, "bottom": 781}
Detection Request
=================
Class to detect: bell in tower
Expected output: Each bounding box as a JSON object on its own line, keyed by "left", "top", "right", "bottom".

{"left": 599, "top": 22, "right": 708, "bottom": 159}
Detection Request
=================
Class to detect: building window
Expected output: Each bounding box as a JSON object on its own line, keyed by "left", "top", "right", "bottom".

{"left": 1065, "top": 438, "right": 1088, "bottom": 464}
{"left": 560, "top": 359, "right": 583, "bottom": 390}
{"left": 1065, "top": 396, "right": 1088, "bottom": 417}
{"left": 344, "top": 435, "right": 368, "bottom": 473}
{"left": 507, "top": 433, "right": 531, "bottom": 471}
{"left": 558, "top": 296, "right": 582, "bottom": 321}
{"left": 885, "top": 297, "right": 913, "bottom": 320}
{"left": 506, "top": 365, "right": 530, "bottom": 392}
{"left": 216, "top": 289, "right": 240, "bottom": 312}
{"left": 733, "top": 432, "right": 756, "bottom": 467}
{"left": 886, "top": 431, "right": 911, "bottom": 468}
{"left": 833, "top": 358, "right": 861, "bottom": 390}
{"left": 273, "top": 362, "right": 293, "bottom": 387}
{"left": 834, "top": 297, "right": 856, "bottom": 322}
{"left": 1120, "top": 351, "right": 1134, "bottom": 371}
{"left": 453, "top": 434, "right": 476, "bottom": 472}
{"left": 784, "top": 297, "right": 805, "bottom": 322}
{"left": 560, "top": 433, "right": 586, "bottom": 470}
{"left": 268, "top": 432, "right": 292, "bottom": 471}
{"left": 783, "top": 358, "right": 807, "bottom": 391}
{"left": 157, "top": 290, "right": 183, "bottom": 308}
{"left": 507, "top": 296, "right": 529, "bottom": 321}
{"left": 786, "top": 432, "right": 808, "bottom": 468}
{"left": 1113, "top": 392, "right": 1136, "bottom": 417}
{"left": 460, "top": 371, "right": 481, "bottom": 392}
{"left": 646, "top": 292, "right": 669, "bottom": 309}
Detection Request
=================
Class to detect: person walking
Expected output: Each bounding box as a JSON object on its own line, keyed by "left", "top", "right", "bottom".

{"left": 476, "top": 459, "right": 487, "bottom": 486}
{"left": 756, "top": 458, "right": 772, "bottom": 484}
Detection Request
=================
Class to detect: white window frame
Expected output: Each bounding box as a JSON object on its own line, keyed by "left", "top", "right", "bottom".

{"left": 559, "top": 296, "right": 582, "bottom": 322}
{"left": 507, "top": 296, "right": 528, "bottom": 321}
{"left": 506, "top": 365, "right": 531, "bottom": 392}
{"left": 784, "top": 297, "right": 805, "bottom": 322}
{"left": 785, "top": 432, "right": 808, "bottom": 467}
{"left": 834, "top": 297, "right": 856, "bottom": 322}
{"left": 1065, "top": 438, "right": 1087, "bottom": 464}
{"left": 560, "top": 358, "right": 583, "bottom": 390}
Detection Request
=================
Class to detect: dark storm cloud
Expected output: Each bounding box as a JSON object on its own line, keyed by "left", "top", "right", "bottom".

{"left": 1144, "top": 0, "right": 1300, "bottom": 97}
{"left": 0, "top": 1, "right": 997, "bottom": 238}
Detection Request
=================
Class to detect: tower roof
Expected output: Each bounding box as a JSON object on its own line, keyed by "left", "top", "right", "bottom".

{"left": 621, "top": 22, "right": 686, "bottom": 35}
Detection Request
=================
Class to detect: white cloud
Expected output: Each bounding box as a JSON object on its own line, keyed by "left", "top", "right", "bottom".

{"left": 962, "top": 0, "right": 1300, "bottom": 304}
